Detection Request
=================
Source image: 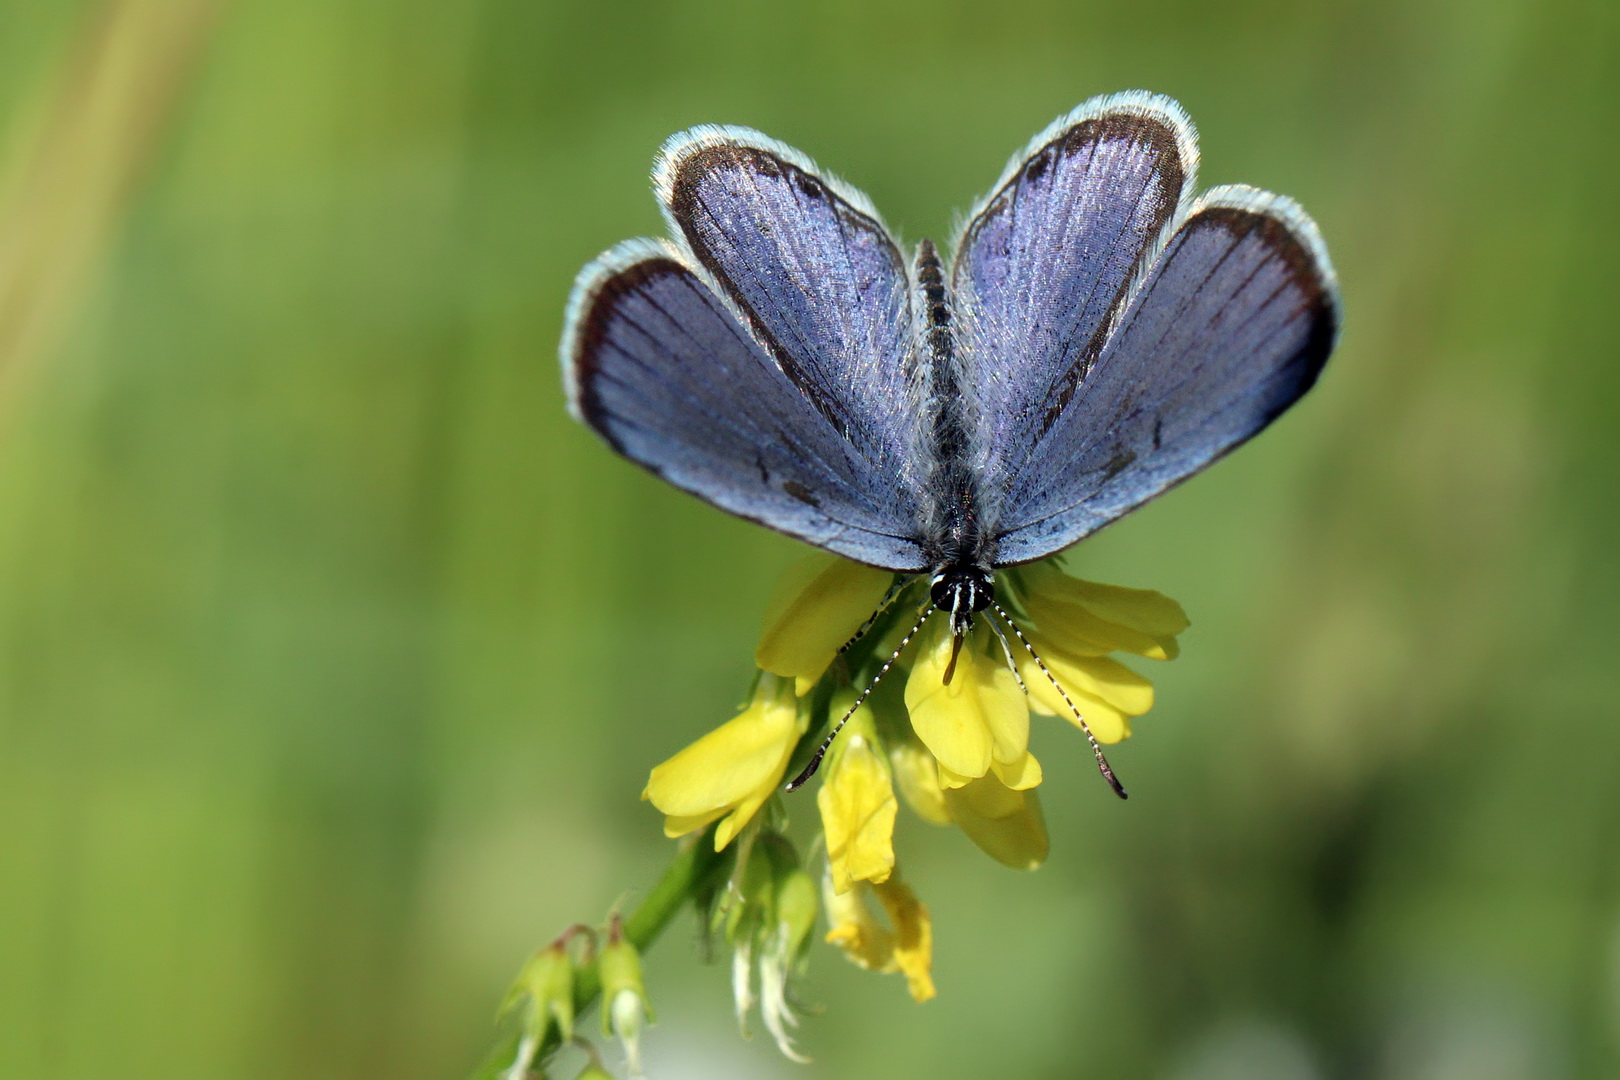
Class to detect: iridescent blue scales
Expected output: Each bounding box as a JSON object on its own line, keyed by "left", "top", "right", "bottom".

{"left": 562, "top": 91, "right": 1339, "bottom": 579}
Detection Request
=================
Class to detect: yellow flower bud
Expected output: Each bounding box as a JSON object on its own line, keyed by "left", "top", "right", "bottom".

{"left": 816, "top": 703, "right": 898, "bottom": 894}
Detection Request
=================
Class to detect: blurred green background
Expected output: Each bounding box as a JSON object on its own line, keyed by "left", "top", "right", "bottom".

{"left": 2, "top": 1, "right": 1617, "bottom": 1077}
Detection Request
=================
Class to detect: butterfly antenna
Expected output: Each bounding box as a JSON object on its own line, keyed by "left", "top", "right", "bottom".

{"left": 983, "top": 615, "right": 1030, "bottom": 696}
{"left": 988, "top": 600, "right": 1128, "bottom": 800}
{"left": 785, "top": 602, "right": 936, "bottom": 793}
{"left": 837, "top": 576, "right": 913, "bottom": 657}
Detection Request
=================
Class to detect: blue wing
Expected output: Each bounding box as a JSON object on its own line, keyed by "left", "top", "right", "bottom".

{"left": 561, "top": 239, "right": 929, "bottom": 570}
{"left": 988, "top": 186, "right": 1340, "bottom": 563}
{"left": 950, "top": 92, "right": 1199, "bottom": 527}
{"left": 655, "top": 126, "right": 923, "bottom": 497}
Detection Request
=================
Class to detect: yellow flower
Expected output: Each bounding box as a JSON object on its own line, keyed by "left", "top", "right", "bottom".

{"left": 756, "top": 552, "right": 894, "bottom": 694}
{"left": 1012, "top": 562, "right": 1185, "bottom": 743}
{"left": 643, "top": 675, "right": 804, "bottom": 850}
{"left": 816, "top": 703, "right": 898, "bottom": 894}
{"left": 1017, "top": 561, "right": 1188, "bottom": 660}
{"left": 823, "top": 872, "right": 935, "bottom": 1002}
{"left": 942, "top": 772, "right": 1049, "bottom": 870}
{"left": 904, "top": 619, "right": 1040, "bottom": 790}
{"left": 1017, "top": 643, "right": 1155, "bottom": 743}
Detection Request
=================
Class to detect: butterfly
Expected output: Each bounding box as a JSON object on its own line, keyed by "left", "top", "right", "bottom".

{"left": 561, "top": 91, "right": 1339, "bottom": 790}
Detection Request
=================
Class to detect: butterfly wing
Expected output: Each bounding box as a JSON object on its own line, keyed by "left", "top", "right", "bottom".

{"left": 950, "top": 92, "right": 1199, "bottom": 532}
{"left": 656, "top": 127, "right": 922, "bottom": 486}
{"left": 987, "top": 186, "right": 1340, "bottom": 563}
{"left": 563, "top": 125, "right": 931, "bottom": 571}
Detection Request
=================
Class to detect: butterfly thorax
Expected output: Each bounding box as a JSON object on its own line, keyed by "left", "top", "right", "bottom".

{"left": 914, "top": 239, "right": 990, "bottom": 579}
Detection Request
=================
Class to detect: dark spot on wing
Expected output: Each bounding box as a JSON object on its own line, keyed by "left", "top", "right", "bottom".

{"left": 756, "top": 456, "right": 770, "bottom": 484}
{"left": 796, "top": 172, "right": 824, "bottom": 200}
{"left": 1100, "top": 448, "right": 1138, "bottom": 482}
{"left": 783, "top": 481, "right": 821, "bottom": 507}
{"left": 1152, "top": 416, "right": 1164, "bottom": 451}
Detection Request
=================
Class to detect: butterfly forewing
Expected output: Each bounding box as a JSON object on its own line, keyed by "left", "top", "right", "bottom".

{"left": 657, "top": 128, "right": 924, "bottom": 494}
{"left": 951, "top": 93, "right": 1197, "bottom": 534}
{"left": 563, "top": 239, "right": 929, "bottom": 570}
{"left": 990, "top": 186, "right": 1340, "bottom": 563}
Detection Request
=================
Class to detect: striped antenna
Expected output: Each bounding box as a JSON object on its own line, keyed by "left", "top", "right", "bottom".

{"left": 784, "top": 602, "right": 935, "bottom": 793}
{"left": 988, "top": 600, "right": 1128, "bottom": 800}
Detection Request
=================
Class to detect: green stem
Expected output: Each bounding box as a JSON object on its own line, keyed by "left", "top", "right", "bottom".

{"left": 468, "top": 829, "right": 727, "bottom": 1080}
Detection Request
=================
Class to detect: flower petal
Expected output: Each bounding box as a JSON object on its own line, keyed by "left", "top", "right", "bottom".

{"left": 755, "top": 553, "right": 893, "bottom": 690}
{"left": 905, "top": 625, "right": 1026, "bottom": 779}
{"left": 1025, "top": 638, "right": 1155, "bottom": 715}
{"left": 817, "top": 733, "right": 898, "bottom": 894}
{"left": 1020, "top": 562, "right": 1184, "bottom": 660}
{"left": 1018, "top": 657, "right": 1134, "bottom": 744}
{"left": 1062, "top": 572, "right": 1190, "bottom": 637}
{"left": 644, "top": 680, "right": 804, "bottom": 847}
{"left": 990, "top": 750, "right": 1042, "bottom": 791}
{"left": 661, "top": 808, "right": 727, "bottom": 839}
{"left": 714, "top": 790, "right": 775, "bottom": 851}
{"left": 887, "top": 738, "right": 951, "bottom": 825}
{"left": 823, "top": 872, "right": 936, "bottom": 1003}
{"left": 823, "top": 878, "right": 894, "bottom": 971}
{"left": 944, "top": 774, "right": 1050, "bottom": 870}
{"left": 872, "top": 879, "right": 935, "bottom": 1003}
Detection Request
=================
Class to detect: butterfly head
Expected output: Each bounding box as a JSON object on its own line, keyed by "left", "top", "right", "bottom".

{"left": 930, "top": 564, "right": 993, "bottom": 639}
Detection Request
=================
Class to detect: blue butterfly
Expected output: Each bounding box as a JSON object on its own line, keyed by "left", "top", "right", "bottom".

{"left": 561, "top": 91, "right": 1338, "bottom": 788}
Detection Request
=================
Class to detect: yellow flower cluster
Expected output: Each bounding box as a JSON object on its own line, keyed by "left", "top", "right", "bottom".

{"left": 641, "top": 551, "right": 1186, "bottom": 1008}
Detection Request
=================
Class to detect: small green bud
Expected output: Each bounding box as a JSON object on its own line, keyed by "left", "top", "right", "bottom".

{"left": 598, "top": 917, "right": 652, "bottom": 1077}
{"left": 499, "top": 928, "right": 594, "bottom": 1079}
{"left": 502, "top": 941, "right": 575, "bottom": 1044}
{"left": 773, "top": 866, "right": 819, "bottom": 965}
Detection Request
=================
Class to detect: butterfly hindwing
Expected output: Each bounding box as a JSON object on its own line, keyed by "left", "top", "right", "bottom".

{"left": 989, "top": 186, "right": 1340, "bottom": 563}
{"left": 562, "top": 239, "right": 928, "bottom": 570}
